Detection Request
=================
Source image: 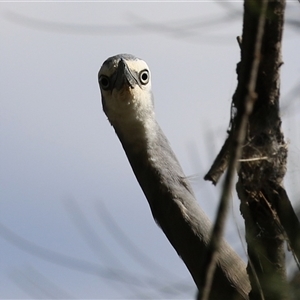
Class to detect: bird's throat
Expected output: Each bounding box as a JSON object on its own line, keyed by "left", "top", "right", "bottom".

{"left": 113, "top": 116, "right": 158, "bottom": 155}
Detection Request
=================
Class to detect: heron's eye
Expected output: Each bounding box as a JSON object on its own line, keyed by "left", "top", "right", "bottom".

{"left": 99, "top": 75, "right": 110, "bottom": 90}
{"left": 139, "top": 70, "right": 149, "bottom": 85}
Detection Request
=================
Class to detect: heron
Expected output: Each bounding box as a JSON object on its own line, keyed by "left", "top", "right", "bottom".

{"left": 98, "top": 54, "right": 250, "bottom": 299}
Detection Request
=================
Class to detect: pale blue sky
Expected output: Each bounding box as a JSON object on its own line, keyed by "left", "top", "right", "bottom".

{"left": 1, "top": 2, "right": 300, "bottom": 299}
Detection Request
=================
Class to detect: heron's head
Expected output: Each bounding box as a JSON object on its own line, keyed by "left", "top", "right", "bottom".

{"left": 98, "top": 54, "right": 154, "bottom": 128}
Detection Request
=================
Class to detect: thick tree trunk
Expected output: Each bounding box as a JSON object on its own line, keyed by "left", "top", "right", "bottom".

{"left": 236, "top": 1, "right": 289, "bottom": 299}
{"left": 204, "top": 0, "right": 300, "bottom": 299}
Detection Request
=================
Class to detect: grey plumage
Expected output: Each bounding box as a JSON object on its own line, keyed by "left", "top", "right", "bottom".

{"left": 98, "top": 54, "right": 250, "bottom": 299}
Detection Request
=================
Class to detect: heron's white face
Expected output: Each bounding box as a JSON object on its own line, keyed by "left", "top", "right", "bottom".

{"left": 98, "top": 54, "right": 154, "bottom": 127}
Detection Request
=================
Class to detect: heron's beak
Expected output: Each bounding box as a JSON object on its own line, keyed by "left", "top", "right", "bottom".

{"left": 113, "top": 58, "right": 139, "bottom": 90}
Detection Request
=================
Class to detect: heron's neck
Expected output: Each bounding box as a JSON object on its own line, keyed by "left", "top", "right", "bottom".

{"left": 114, "top": 113, "right": 191, "bottom": 191}
{"left": 113, "top": 113, "right": 158, "bottom": 154}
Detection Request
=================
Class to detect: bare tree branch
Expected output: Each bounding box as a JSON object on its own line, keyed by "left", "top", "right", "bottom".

{"left": 200, "top": 1, "right": 269, "bottom": 299}
{"left": 205, "top": 0, "right": 300, "bottom": 299}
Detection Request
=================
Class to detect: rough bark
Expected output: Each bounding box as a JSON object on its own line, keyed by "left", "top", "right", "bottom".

{"left": 236, "top": 1, "right": 288, "bottom": 299}
{"left": 205, "top": 0, "right": 300, "bottom": 299}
